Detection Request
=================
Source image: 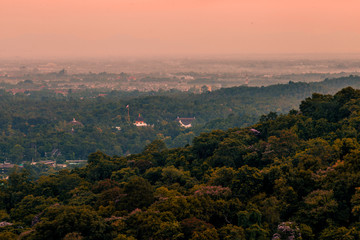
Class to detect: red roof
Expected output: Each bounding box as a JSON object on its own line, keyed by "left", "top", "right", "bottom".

{"left": 135, "top": 113, "right": 144, "bottom": 122}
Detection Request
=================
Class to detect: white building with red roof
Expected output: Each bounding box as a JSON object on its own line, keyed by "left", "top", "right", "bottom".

{"left": 176, "top": 117, "right": 195, "bottom": 128}
{"left": 134, "top": 113, "right": 148, "bottom": 127}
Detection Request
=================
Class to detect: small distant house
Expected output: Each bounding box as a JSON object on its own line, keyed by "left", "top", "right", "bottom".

{"left": 134, "top": 113, "right": 148, "bottom": 127}
{"left": 0, "top": 162, "right": 16, "bottom": 169}
{"left": 176, "top": 117, "right": 195, "bottom": 128}
{"left": 54, "top": 90, "right": 68, "bottom": 96}
{"left": 69, "top": 118, "right": 83, "bottom": 126}
{"left": 7, "top": 89, "right": 27, "bottom": 95}
{"left": 0, "top": 162, "right": 22, "bottom": 174}
{"left": 66, "top": 160, "right": 88, "bottom": 168}
{"left": 35, "top": 160, "right": 56, "bottom": 167}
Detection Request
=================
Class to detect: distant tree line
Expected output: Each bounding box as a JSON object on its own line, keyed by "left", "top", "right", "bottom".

{"left": 0, "top": 76, "right": 360, "bottom": 163}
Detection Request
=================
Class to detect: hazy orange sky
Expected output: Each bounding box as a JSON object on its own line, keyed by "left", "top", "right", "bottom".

{"left": 1, "top": 0, "right": 360, "bottom": 58}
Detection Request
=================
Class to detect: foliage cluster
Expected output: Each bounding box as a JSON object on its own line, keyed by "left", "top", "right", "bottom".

{"left": 1, "top": 76, "right": 360, "bottom": 162}
{"left": 1, "top": 87, "right": 360, "bottom": 238}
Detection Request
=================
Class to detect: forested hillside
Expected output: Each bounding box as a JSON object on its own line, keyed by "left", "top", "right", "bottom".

{"left": 1, "top": 75, "right": 360, "bottom": 162}
{"left": 1, "top": 87, "right": 360, "bottom": 239}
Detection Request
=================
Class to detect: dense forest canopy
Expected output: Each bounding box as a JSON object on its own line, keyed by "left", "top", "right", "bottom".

{"left": 1, "top": 75, "right": 360, "bottom": 162}
{"left": 1, "top": 86, "right": 360, "bottom": 238}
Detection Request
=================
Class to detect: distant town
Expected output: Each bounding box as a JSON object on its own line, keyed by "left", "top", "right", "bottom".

{"left": 1, "top": 57, "right": 359, "bottom": 95}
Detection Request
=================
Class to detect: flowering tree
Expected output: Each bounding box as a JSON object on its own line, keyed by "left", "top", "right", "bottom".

{"left": 272, "top": 222, "right": 301, "bottom": 240}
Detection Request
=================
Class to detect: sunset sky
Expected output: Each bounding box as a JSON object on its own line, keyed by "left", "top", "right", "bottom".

{"left": 1, "top": 0, "right": 360, "bottom": 58}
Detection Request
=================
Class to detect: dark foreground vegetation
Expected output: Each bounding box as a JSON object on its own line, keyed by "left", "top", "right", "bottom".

{"left": 1, "top": 75, "right": 360, "bottom": 162}
{"left": 1, "top": 86, "right": 360, "bottom": 239}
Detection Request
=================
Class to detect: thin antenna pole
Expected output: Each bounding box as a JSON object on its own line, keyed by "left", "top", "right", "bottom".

{"left": 127, "top": 105, "right": 130, "bottom": 123}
